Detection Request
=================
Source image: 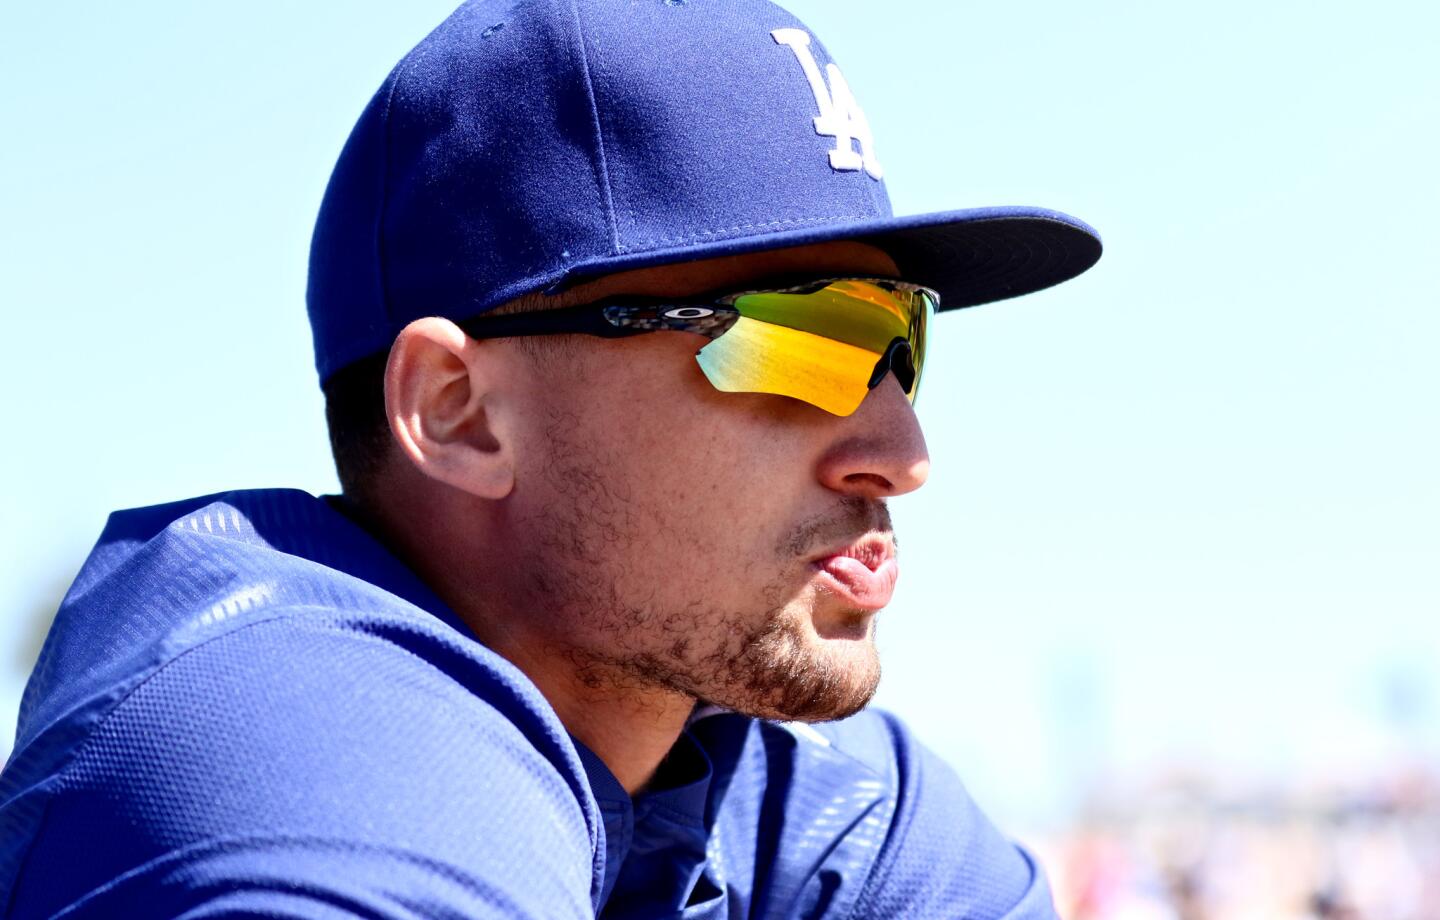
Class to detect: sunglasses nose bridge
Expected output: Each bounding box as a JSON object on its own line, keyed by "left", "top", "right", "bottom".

{"left": 867, "top": 336, "right": 916, "bottom": 394}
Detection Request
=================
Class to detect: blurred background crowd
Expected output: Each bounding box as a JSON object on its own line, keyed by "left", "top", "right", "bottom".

{"left": 1040, "top": 765, "right": 1440, "bottom": 919}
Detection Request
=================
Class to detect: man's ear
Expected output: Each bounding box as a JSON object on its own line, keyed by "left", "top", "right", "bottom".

{"left": 384, "top": 317, "right": 517, "bottom": 500}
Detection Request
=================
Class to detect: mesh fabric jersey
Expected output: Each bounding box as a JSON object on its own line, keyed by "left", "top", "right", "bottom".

{"left": 0, "top": 490, "right": 1058, "bottom": 918}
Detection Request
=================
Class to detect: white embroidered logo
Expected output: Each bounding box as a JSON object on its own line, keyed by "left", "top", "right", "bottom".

{"left": 771, "top": 28, "right": 884, "bottom": 180}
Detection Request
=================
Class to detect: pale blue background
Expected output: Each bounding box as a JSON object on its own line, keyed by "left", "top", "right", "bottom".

{"left": 2, "top": 0, "right": 1436, "bottom": 829}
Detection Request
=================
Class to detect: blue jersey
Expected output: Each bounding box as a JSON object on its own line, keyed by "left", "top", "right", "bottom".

{"left": 0, "top": 490, "right": 1057, "bottom": 918}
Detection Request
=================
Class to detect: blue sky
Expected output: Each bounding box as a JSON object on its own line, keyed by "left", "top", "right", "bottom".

{"left": 2, "top": 0, "right": 1436, "bottom": 826}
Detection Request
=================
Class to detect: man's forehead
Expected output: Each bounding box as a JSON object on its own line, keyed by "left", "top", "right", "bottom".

{"left": 551, "top": 240, "right": 901, "bottom": 306}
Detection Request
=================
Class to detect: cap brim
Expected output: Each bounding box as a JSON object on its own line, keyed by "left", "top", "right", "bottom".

{"left": 554, "top": 205, "right": 1101, "bottom": 312}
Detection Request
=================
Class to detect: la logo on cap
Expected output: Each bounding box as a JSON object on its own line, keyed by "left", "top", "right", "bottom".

{"left": 771, "top": 28, "right": 884, "bottom": 180}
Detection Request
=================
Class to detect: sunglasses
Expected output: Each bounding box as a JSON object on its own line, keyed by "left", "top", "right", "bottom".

{"left": 459, "top": 277, "right": 937, "bottom": 416}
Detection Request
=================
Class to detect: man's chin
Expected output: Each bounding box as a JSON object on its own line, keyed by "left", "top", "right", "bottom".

{"left": 809, "top": 608, "right": 878, "bottom": 643}
{"left": 719, "top": 637, "right": 882, "bottom": 724}
{"left": 735, "top": 682, "right": 878, "bottom": 723}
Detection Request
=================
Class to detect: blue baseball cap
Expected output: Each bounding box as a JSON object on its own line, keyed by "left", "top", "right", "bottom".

{"left": 307, "top": 0, "right": 1102, "bottom": 383}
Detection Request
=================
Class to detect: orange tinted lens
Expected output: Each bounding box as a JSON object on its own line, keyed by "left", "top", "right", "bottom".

{"left": 694, "top": 280, "right": 932, "bottom": 415}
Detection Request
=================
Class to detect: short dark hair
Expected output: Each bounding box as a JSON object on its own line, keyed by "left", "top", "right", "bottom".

{"left": 323, "top": 292, "right": 584, "bottom": 500}
{"left": 323, "top": 347, "right": 393, "bottom": 500}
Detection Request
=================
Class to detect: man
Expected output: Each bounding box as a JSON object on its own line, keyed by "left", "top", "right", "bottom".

{"left": 0, "top": 0, "right": 1100, "bottom": 916}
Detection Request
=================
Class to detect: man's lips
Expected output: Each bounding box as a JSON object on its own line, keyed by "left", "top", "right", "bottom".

{"left": 809, "top": 536, "right": 898, "bottom": 611}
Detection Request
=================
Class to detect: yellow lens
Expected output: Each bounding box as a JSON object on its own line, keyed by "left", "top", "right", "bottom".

{"left": 691, "top": 279, "right": 931, "bottom": 416}
{"left": 732, "top": 280, "right": 911, "bottom": 352}
{"left": 696, "top": 316, "right": 875, "bottom": 416}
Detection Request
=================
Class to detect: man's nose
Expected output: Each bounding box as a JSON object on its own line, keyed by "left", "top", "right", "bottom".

{"left": 814, "top": 373, "right": 930, "bottom": 499}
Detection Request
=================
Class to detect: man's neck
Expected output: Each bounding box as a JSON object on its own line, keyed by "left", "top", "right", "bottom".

{"left": 358, "top": 490, "right": 694, "bottom": 795}
{"left": 535, "top": 668, "right": 697, "bottom": 795}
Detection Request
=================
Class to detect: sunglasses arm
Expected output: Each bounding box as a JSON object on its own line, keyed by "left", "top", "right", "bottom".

{"left": 460, "top": 304, "right": 632, "bottom": 340}
{"left": 461, "top": 302, "right": 739, "bottom": 342}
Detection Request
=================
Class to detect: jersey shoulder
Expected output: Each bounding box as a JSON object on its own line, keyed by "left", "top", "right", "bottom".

{"left": 6, "top": 613, "right": 601, "bottom": 919}
{"left": 810, "top": 709, "right": 1062, "bottom": 919}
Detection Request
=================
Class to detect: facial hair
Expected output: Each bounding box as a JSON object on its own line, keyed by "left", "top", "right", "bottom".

{"left": 516, "top": 410, "right": 888, "bottom": 723}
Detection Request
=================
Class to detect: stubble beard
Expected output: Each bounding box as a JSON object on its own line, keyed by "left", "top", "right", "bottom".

{"left": 701, "top": 597, "right": 882, "bottom": 722}
{"left": 533, "top": 564, "right": 883, "bottom": 724}
{"left": 520, "top": 415, "right": 883, "bottom": 723}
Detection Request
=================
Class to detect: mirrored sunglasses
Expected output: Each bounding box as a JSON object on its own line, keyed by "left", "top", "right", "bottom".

{"left": 459, "top": 277, "right": 937, "bottom": 416}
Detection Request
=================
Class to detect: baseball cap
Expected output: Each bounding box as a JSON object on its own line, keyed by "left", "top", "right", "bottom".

{"left": 307, "top": 0, "right": 1102, "bottom": 383}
